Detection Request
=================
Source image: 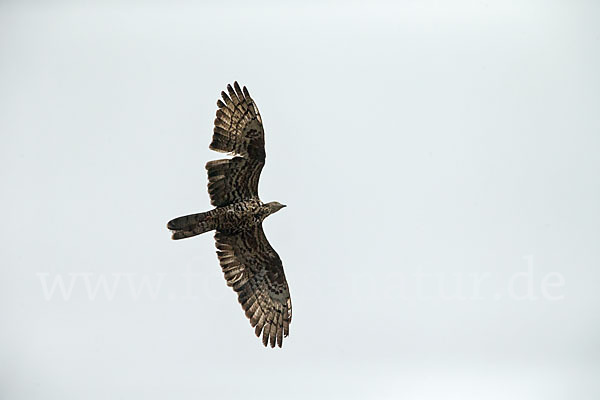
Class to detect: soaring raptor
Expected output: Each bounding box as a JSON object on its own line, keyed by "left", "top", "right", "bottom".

{"left": 167, "top": 82, "right": 292, "bottom": 348}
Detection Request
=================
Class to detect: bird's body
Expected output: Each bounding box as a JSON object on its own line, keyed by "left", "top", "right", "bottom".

{"left": 168, "top": 199, "right": 283, "bottom": 238}
{"left": 167, "top": 82, "right": 292, "bottom": 348}
{"left": 210, "top": 199, "right": 268, "bottom": 233}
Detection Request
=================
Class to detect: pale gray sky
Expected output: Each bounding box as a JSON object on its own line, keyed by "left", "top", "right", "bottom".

{"left": 1, "top": 1, "right": 599, "bottom": 399}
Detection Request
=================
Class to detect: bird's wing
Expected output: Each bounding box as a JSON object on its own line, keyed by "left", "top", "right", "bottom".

{"left": 210, "top": 82, "right": 266, "bottom": 162}
{"left": 205, "top": 157, "right": 263, "bottom": 207}
{"left": 215, "top": 225, "right": 292, "bottom": 348}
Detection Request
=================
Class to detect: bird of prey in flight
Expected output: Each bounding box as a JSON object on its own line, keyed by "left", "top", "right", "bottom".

{"left": 167, "top": 82, "right": 292, "bottom": 348}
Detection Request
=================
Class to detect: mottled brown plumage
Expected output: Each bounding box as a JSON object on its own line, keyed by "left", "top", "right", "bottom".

{"left": 167, "top": 82, "right": 292, "bottom": 348}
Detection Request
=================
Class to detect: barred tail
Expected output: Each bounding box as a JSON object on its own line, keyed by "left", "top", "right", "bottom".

{"left": 167, "top": 211, "right": 215, "bottom": 240}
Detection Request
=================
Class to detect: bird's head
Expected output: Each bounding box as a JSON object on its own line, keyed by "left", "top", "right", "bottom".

{"left": 265, "top": 201, "right": 286, "bottom": 215}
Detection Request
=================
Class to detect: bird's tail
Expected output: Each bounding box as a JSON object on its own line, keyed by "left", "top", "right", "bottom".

{"left": 167, "top": 211, "right": 215, "bottom": 240}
